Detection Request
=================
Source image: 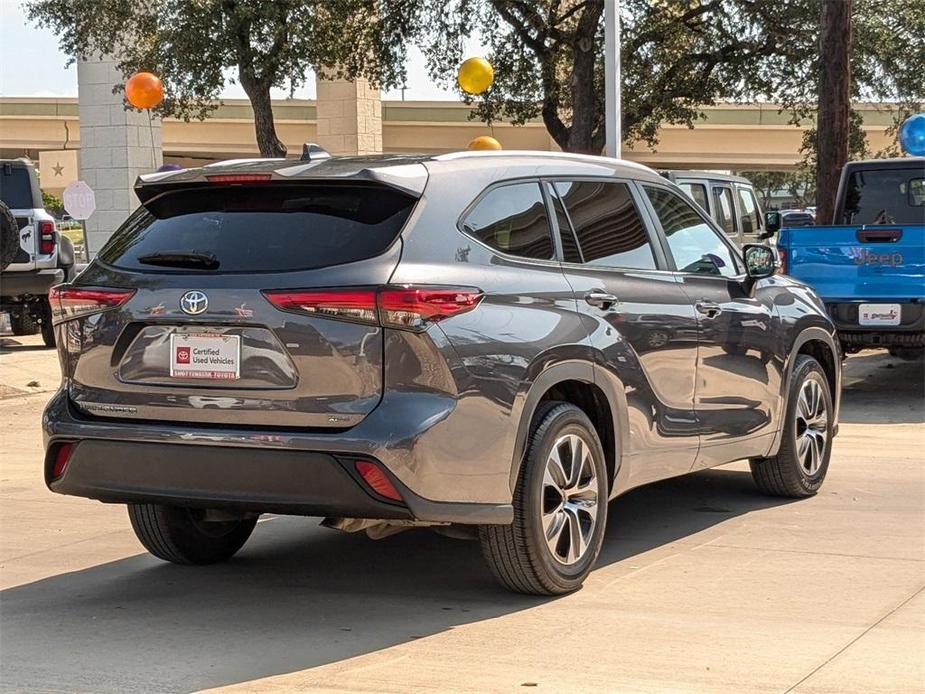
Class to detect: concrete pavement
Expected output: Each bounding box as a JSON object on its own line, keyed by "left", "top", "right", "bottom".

{"left": 0, "top": 333, "right": 922, "bottom": 693}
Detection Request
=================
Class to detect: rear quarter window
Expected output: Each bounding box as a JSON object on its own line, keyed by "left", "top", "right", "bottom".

{"left": 461, "top": 182, "right": 553, "bottom": 260}
{"left": 98, "top": 184, "right": 416, "bottom": 273}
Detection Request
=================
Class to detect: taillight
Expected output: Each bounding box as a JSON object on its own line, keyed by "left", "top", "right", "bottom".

{"left": 354, "top": 460, "right": 403, "bottom": 502}
{"left": 205, "top": 173, "right": 272, "bottom": 183}
{"left": 39, "top": 220, "right": 56, "bottom": 254}
{"left": 263, "top": 289, "right": 378, "bottom": 324}
{"left": 378, "top": 287, "right": 483, "bottom": 330}
{"left": 778, "top": 247, "right": 788, "bottom": 275}
{"left": 262, "top": 286, "right": 483, "bottom": 331}
{"left": 51, "top": 442, "right": 74, "bottom": 479}
{"left": 49, "top": 286, "right": 136, "bottom": 324}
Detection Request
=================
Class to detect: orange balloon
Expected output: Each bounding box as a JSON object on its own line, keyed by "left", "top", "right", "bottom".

{"left": 126, "top": 72, "right": 164, "bottom": 109}
{"left": 468, "top": 135, "right": 502, "bottom": 151}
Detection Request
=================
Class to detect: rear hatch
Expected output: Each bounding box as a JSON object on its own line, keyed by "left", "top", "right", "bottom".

{"left": 782, "top": 224, "right": 924, "bottom": 300}
{"left": 62, "top": 176, "right": 420, "bottom": 428}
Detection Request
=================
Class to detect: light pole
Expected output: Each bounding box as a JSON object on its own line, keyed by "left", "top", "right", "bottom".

{"left": 604, "top": 0, "right": 621, "bottom": 158}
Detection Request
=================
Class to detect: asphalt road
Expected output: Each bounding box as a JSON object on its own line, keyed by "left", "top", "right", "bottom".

{"left": 0, "top": 333, "right": 922, "bottom": 693}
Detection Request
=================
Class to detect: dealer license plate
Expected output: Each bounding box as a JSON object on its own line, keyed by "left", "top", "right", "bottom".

{"left": 858, "top": 303, "right": 901, "bottom": 326}
{"left": 170, "top": 333, "right": 241, "bottom": 380}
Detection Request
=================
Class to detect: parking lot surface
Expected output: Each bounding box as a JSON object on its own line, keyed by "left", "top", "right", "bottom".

{"left": 0, "top": 333, "right": 922, "bottom": 693}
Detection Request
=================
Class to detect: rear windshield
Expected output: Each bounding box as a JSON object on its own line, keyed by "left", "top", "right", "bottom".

{"left": 98, "top": 184, "right": 416, "bottom": 273}
{"left": 840, "top": 168, "right": 925, "bottom": 225}
{"left": 0, "top": 165, "right": 36, "bottom": 209}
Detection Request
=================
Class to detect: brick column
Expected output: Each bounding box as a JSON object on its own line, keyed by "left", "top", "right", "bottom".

{"left": 77, "top": 56, "right": 162, "bottom": 256}
{"left": 315, "top": 76, "right": 382, "bottom": 155}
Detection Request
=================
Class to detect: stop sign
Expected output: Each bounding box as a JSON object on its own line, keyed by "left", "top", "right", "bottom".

{"left": 63, "top": 181, "right": 96, "bottom": 220}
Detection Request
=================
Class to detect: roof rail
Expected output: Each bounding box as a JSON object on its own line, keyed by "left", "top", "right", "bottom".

{"left": 301, "top": 143, "right": 332, "bottom": 162}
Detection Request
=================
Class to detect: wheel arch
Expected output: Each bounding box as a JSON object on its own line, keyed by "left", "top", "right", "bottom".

{"left": 767, "top": 326, "right": 841, "bottom": 457}
{"left": 509, "top": 360, "right": 626, "bottom": 495}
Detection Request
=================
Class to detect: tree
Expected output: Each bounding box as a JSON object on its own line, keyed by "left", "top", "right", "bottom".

{"left": 815, "top": 0, "right": 852, "bottom": 223}
{"left": 27, "top": 0, "right": 416, "bottom": 157}
{"left": 416, "top": 0, "right": 925, "bottom": 156}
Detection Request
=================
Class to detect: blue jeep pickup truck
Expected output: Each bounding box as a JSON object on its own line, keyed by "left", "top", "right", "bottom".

{"left": 768, "top": 157, "right": 925, "bottom": 359}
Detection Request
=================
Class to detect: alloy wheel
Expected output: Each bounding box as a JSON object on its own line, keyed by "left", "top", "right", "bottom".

{"left": 541, "top": 433, "right": 600, "bottom": 565}
{"left": 795, "top": 379, "right": 828, "bottom": 476}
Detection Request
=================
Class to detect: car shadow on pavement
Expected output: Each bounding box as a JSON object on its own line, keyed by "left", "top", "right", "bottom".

{"left": 0, "top": 337, "right": 51, "bottom": 354}
{"left": 839, "top": 351, "right": 924, "bottom": 425}
{"left": 0, "top": 468, "right": 794, "bottom": 693}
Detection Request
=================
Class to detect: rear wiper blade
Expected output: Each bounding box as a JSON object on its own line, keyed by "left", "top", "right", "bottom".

{"left": 137, "top": 251, "right": 220, "bottom": 270}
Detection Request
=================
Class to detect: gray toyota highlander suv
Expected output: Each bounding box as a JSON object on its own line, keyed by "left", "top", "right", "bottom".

{"left": 43, "top": 149, "right": 841, "bottom": 594}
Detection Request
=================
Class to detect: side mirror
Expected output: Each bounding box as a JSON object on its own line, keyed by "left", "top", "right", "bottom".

{"left": 743, "top": 244, "right": 777, "bottom": 285}
{"left": 764, "top": 211, "right": 781, "bottom": 234}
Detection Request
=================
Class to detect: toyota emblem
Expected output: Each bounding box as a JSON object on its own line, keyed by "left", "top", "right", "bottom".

{"left": 179, "top": 290, "right": 209, "bottom": 315}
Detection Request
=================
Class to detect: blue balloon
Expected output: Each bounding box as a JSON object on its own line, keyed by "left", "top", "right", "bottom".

{"left": 899, "top": 113, "right": 925, "bottom": 156}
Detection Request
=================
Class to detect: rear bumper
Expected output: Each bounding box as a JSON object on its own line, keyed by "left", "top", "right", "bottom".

{"left": 43, "top": 391, "right": 513, "bottom": 525}
{"left": 825, "top": 301, "right": 925, "bottom": 348}
{"left": 0, "top": 268, "right": 63, "bottom": 299}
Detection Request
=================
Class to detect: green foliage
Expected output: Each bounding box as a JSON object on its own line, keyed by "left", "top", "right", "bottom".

{"left": 41, "top": 190, "right": 63, "bottom": 215}
{"left": 414, "top": 0, "right": 925, "bottom": 155}
{"left": 27, "top": 0, "right": 416, "bottom": 156}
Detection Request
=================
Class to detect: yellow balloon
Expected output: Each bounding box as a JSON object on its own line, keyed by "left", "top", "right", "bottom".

{"left": 468, "top": 136, "right": 502, "bottom": 151}
{"left": 458, "top": 57, "right": 494, "bottom": 95}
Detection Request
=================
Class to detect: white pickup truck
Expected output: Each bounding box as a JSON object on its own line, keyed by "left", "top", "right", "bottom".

{"left": 0, "top": 158, "right": 77, "bottom": 347}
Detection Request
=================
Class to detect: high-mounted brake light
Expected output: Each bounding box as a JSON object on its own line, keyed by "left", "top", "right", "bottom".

{"left": 49, "top": 286, "right": 136, "bottom": 324}
{"left": 205, "top": 173, "right": 272, "bottom": 183}
{"left": 39, "top": 220, "right": 56, "bottom": 255}
{"left": 262, "top": 286, "right": 483, "bottom": 331}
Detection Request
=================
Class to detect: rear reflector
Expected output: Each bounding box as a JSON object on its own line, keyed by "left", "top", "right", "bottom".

{"left": 262, "top": 285, "right": 483, "bottom": 331}
{"left": 205, "top": 173, "right": 272, "bottom": 183}
{"left": 355, "top": 460, "right": 403, "bottom": 502}
{"left": 49, "top": 286, "right": 136, "bottom": 324}
{"left": 51, "top": 442, "right": 74, "bottom": 479}
{"left": 39, "top": 220, "right": 56, "bottom": 254}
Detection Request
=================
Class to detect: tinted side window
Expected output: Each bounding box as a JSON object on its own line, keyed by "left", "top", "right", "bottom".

{"left": 463, "top": 182, "right": 553, "bottom": 260}
{"left": 736, "top": 187, "right": 761, "bottom": 234}
{"left": 555, "top": 180, "right": 656, "bottom": 270}
{"left": 644, "top": 186, "right": 740, "bottom": 278}
{"left": 680, "top": 182, "right": 709, "bottom": 212}
{"left": 712, "top": 186, "right": 736, "bottom": 234}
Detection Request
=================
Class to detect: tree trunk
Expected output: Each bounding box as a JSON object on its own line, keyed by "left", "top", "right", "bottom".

{"left": 815, "top": 0, "right": 852, "bottom": 224}
{"left": 565, "top": 1, "right": 604, "bottom": 154}
{"left": 240, "top": 72, "right": 287, "bottom": 158}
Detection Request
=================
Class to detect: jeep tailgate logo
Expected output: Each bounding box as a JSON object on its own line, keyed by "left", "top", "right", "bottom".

{"left": 851, "top": 248, "right": 903, "bottom": 267}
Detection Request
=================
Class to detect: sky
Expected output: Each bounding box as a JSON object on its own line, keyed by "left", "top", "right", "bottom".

{"left": 0, "top": 0, "right": 476, "bottom": 101}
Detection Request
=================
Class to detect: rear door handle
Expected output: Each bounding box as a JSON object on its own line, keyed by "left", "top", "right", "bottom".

{"left": 695, "top": 300, "right": 722, "bottom": 318}
{"left": 584, "top": 291, "right": 619, "bottom": 309}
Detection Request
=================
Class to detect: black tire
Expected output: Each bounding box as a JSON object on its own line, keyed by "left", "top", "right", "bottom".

{"left": 128, "top": 504, "right": 257, "bottom": 565}
{"left": 479, "top": 401, "right": 608, "bottom": 595}
{"left": 40, "top": 310, "right": 56, "bottom": 348}
{"left": 0, "top": 201, "right": 19, "bottom": 271}
{"left": 10, "top": 311, "right": 38, "bottom": 336}
{"left": 750, "top": 355, "right": 833, "bottom": 497}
